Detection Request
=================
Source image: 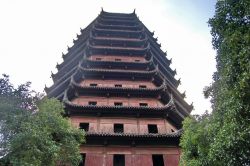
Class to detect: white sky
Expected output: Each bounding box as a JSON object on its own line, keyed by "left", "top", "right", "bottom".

{"left": 0, "top": 0, "right": 217, "bottom": 115}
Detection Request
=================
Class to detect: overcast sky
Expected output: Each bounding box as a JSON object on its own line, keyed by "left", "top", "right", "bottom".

{"left": 0, "top": 0, "right": 217, "bottom": 115}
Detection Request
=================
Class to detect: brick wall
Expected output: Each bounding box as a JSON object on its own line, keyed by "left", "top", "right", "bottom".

{"left": 71, "top": 117, "right": 176, "bottom": 134}
{"left": 79, "top": 146, "right": 180, "bottom": 166}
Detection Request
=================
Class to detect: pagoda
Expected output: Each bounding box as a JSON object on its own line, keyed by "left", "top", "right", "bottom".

{"left": 45, "top": 9, "right": 192, "bottom": 166}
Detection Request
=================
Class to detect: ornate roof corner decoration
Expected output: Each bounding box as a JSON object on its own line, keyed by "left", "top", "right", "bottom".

{"left": 177, "top": 78, "right": 181, "bottom": 86}
{"left": 155, "top": 37, "right": 158, "bottom": 42}
{"left": 45, "top": 11, "right": 193, "bottom": 164}
{"left": 133, "top": 9, "right": 136, "bottom": 14}
{"left": 190, "top": 102, "right": 194, "bottom": 110}
{"left": 173, "top": 69, "right": 177, "bottom": 75}
{"left": 44, "top": 84, "right": 49, "bottom": 93}
{"left": 62, "top": 52, "right": 66, "bottom": 60}
{"left": 50, "top": 71, "right": 55, "bottom": 79}
{"left": 166, "top": 93, "right": 175, "bottom": 109}
{"left": 182, "top": 91, "right": 186, "bottom": 98}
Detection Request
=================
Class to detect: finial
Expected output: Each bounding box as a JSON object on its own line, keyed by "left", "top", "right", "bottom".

{"left": 159, "top": 43, "right": 161, "bottom": 47}
{"left": 101, "top": 7, "right": 104, "bottom": 12}
{"left": 51, "top": 71, "right": 55, "bottom": 78}
{"left": 56, "top": 62, "right": 60, "bottom": 69}
{"left": 62, "top": 52, "right": 65, "bottom": 59}
{"left": 190, "top": 102, "right": 194, "bottom": 110}
{"left": 152, "top": 31, "right": 155, "bottom": 36}
{"left": 173, "top": 69, "right": 177, "bottom": 75}
{"left": 169, "top": 58, "right": 172, "bottom": 64}
{"left": 133, "top": 9, "right": 136, "bottom": 14}
{"left": 80, "top": 28, "right": 83, "bottom": 33}
{"left": 182, "top": 91, "right": 186, "bottom": 98}
{"left": 67, "top": 46, "right": 70, "bottom": 51}
{"left": 164, "top": 51, "right": 167, "bottom": 55}
{"left": 177, "top": 78, "right": 181, "bottom": 86}
{"left": 44, "top": 84, "right": 48, "bottom": 91}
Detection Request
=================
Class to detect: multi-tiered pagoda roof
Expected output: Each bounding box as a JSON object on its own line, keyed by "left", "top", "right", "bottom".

{"left": 45, "top": 9, "right": 192, "bottom": 151}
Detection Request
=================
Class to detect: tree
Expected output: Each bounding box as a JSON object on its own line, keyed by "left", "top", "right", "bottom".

{"left": 0, "top": 74, "right": 36, "bottom": 158}
{"left": 180, "top": 0, "right": 250, "bottom": 165}
{"left": 0, "top": 74, "right": 85, "bottom": 166}
{"left": 180, "top": 113, "right": 214, "bottom": 166}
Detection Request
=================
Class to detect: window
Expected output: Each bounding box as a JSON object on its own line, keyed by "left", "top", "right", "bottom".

{"left": 152, "top": 155, "right": 164, "bottom": 166}
{"left": 114, "top": 102, "right": 123, "bottom": 106}
{"left": 148, "top": 124, "right": 158, "bottom": 133}
{"left": 115, "top": 59, "right": 121, "bottom": 62}
{"left": 88, "top": 101, "right": 97, "bottom": 106}
{"left": 114, "top": 124, "right": 124, "bottom": 133}
{"left": 89, "top": 83, "right": 97, "bottom": 87}
{"left": 113, "top": 154, "right": 125, "bottom": 166}
{"left": 79, "top": 123, "right": 89, "bottom": 132}
{"left": 139, "top": 85, "right": 147, "bottom": 88}
{"left": 135, "top": 59, "right": 140, "bottom": 62}
{"left": 115, "top": 84, "right": 122, "bottom": 87}
{"left": 96, "top": 58, "right": 102, "bottom": 61}
{"left": 139, "top": 103, "right": 148, "bottom": 107}
{"left": 78, "top": 153, "right": 86, "bottom": 166}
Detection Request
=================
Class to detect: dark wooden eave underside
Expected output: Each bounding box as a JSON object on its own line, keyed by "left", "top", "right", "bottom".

{"left": 85, "top": 131, "right": 181, "bottom": 146}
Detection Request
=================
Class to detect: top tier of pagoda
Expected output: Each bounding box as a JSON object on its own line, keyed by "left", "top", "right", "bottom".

{"left": 45, "top": 9, "right": 193, "bottom": 129}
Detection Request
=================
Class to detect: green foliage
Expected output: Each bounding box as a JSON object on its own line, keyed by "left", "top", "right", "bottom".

{"left": 180, "top": 0, "right": 250, "bottom": 165}
{"left": 0, "top": 74, "right": 36, "bottom": 158}
{"left": 0, "top": 74, "right": 85, "bottom": 166}
{"left": 180, "top": 113, "right": 215, "bottom": 166}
